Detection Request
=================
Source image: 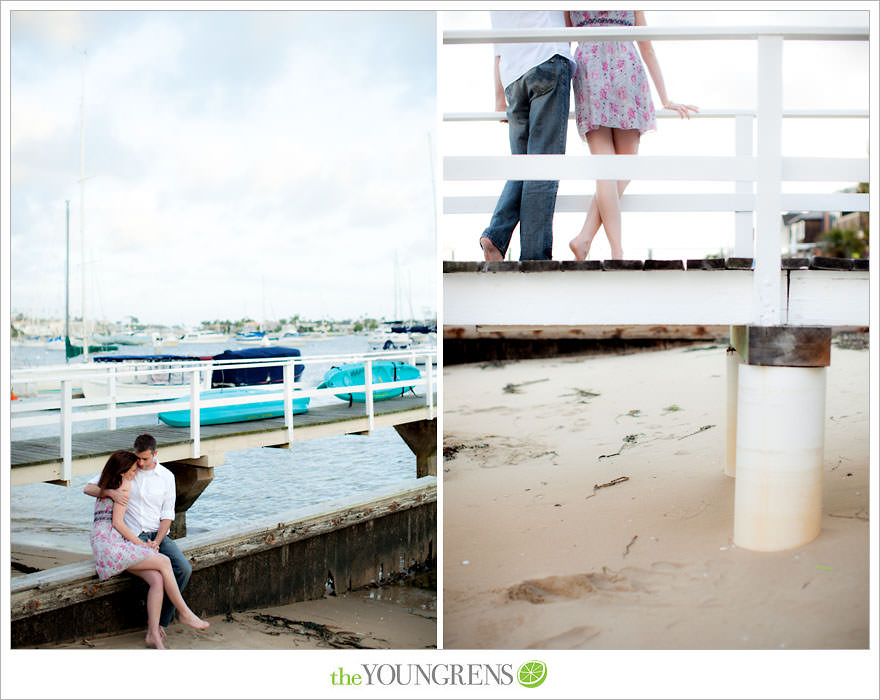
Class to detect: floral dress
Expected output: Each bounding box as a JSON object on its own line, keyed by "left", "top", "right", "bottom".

{"left": 570, "top": 10, "right": 656, "bottom": 137}
{"left": 90, "top": 497, "right": 155, "bottom": 580}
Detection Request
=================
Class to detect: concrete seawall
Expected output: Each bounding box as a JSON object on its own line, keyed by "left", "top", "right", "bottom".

{"left": 11, "top": 481, "right": 436, "bottom": 647}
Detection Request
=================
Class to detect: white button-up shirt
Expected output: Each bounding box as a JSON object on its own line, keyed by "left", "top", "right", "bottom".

{"left": 89, "top": 462, "right": 176, "bottom": 534}
{"left": 491, "top": 11, "right": 575, "bottom": 89}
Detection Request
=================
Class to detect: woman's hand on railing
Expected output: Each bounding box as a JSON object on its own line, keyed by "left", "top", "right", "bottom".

{"left": 663, "top": 101, "right": 699, "bottom": 119}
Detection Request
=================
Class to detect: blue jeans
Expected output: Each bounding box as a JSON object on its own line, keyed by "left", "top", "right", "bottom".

{"left": 482, "top": 55, "right": 571, "bottom": 260}
{"left": 139, "top": 531, "right": 192, "bottom": 627}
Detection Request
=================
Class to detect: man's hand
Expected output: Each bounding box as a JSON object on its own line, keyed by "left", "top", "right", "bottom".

{"left": 495, "top": 96, "right": 508, "bottom": 124}
{"left": 147, "top": 539, "right": 160, "bottom": 551}
{"left": 108, "top": 489, "right": 129, "bottom": 506}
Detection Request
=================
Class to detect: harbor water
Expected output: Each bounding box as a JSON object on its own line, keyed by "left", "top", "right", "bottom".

{"left": 10, "top": 335, "right": 435, "bottom": 560}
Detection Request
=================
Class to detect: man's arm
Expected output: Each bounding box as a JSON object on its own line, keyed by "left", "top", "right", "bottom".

{"left": 494, "top": 55, "right": 507, "bottom": 115}
{"left": 153, "top": 519, "right": 172, "bottom": 547}
{"left": 83, "top": 481, "right": 128, "bottom": 505}
{"left": 155, "top": 469, "right": 177, "bottom": 546}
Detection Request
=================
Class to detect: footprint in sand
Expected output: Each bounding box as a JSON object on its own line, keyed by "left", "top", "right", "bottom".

{"left": 651, "top": 561, "right": 686, "bottom": 572}
{"left": 663, "top": 501, "right": 709, "bottom": 520}
{"left": 527, "top": 625, "right": 600, "bottom": 649}
{"left": 505, "top": 567, "right": 673, "bottom": 604}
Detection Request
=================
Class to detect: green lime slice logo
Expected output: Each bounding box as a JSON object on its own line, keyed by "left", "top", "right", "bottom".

{"left": 517, "top": 660, "right": 547, "bottom": 688}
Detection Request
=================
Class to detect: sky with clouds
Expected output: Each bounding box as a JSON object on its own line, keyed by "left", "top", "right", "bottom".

{"left": 439, "top": 8, "right": 871, "bottom": 262}
{"left": 8, "top": 10, "right": 437, "bottom": 327}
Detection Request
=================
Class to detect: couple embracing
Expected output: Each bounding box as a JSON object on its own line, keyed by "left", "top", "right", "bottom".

{"left": 480, "top": 10, "right": 697, "bottom": 262}
{"left": 83, "top": 433, "right": 209, "bottom": 649}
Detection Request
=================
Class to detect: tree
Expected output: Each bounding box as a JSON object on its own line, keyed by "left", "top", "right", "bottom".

{"left": 817, "top": 227, "right": 868, "bottom": 259}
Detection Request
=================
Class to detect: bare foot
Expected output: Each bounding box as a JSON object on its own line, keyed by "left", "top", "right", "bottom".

{"left": 569, "top": 237, "right": 590, "bottom": 261}
{"left": 159, "top": 626, "right": 167, "bottom": 640}
{"left": 480, "top": 236, "right": 503, "bottom": 261}
{"left": 180, "top": 612, "right": 210, "bottom": 631}
{"left": 146, "top": 630, "right": 166, "bottom": 649}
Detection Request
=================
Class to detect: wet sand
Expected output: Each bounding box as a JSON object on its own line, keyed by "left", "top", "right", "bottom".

{"left": 442, "top": 342, "right": 869, "bottom": 649}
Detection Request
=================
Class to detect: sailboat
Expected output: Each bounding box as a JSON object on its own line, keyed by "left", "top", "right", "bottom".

{"left": 64, "top": 199, "right": 115, "bottom": 359}
{"left": 65, "top": 52, "right": 115, "bottom": 361}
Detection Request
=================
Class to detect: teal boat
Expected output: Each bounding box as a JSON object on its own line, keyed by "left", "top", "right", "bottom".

{"left": 158, "top": 386, "right": 309, "bottom": 427}
{"left": 317, "top": 361, "right": 421, "bottom": 405}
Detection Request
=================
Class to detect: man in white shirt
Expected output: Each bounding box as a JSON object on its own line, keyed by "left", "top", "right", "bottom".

{"left": 84, "top": 433, "right": 191, "bottom": 634}
{"left": 480, "top": 10, "right": 575, "bottom": 262}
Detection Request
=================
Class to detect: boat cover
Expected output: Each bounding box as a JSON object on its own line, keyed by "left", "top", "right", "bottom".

{"left": 93, "top": 354, "right": 206, "bottom": 362}
{"left": 211, "top": 347, "right": 304, "bottom": 386}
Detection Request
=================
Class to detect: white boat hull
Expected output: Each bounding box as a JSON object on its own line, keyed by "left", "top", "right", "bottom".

{"left": 81, "top": 377, "right": 211, "bottom": 403}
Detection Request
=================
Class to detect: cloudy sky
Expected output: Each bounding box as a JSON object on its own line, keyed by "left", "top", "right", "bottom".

{"left": 8, "top": 9, "right": 436, "bottom": 326}
{"left": 440, "top": 8, "right": 871, "bottom": 262}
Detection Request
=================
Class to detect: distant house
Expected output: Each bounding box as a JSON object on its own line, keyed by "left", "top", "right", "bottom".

{"left": 782, "top": 185, "right": 868, "bottom": 255}
{"left": 782, "top": 211, "right": 832, "bottom": 255}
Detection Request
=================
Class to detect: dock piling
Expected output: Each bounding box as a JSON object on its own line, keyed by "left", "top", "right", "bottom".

{"left": 164, "top": 457, "right": 220, "bottom": 538}
{"left": 394, "top": 419, "right": 438, "bottom": 478}
{"left": 731, "top": 326, "right": 831, "bottom": 551}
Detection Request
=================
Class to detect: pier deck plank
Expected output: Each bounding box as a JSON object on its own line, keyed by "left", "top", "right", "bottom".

{"left": 443, "top": 260, "right": 869, "bottom": 327}
{"left": 11, "top": 392, "right": 435, "bottom": 484}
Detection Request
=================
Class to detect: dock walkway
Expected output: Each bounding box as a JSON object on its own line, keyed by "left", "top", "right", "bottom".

{"left": 12, "top": 392, "right": 435, "bottom": 485}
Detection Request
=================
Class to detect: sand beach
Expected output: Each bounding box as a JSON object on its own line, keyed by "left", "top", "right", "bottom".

{"left": 31, "top": 591, "right": 436, "bottom": 650}
{"left": 442, "top": 341, "right": 870, "bottom": 649}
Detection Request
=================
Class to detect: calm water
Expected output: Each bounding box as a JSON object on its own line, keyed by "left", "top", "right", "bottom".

{"left": 10, "top": 335, "right": 434, "bottom": 556}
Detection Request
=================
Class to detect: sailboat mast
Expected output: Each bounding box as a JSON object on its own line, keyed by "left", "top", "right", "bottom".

{"left": 65, "top": 199, "right": 70, "bottom": 363}
{"left": 393, "top": 251, "right": 399, "bottom": 321}
{"left": 79, "top": 51, "right": 88, "bottom": 361}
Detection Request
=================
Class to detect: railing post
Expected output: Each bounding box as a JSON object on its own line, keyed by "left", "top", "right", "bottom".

{"left": 107, "top": 365, "right": 117, "bottom": 431}
{"left": 734, "top": 113, "right": 754, "bottom": 257}
{"left": 426, "top": 353, "right": 434, "bottom": 421}
{"left": 753, "top": 35, "right": 784, "bottom": 324}
{"left": 364, "top": 358, "right": 374, "bottom": 433}
{"left": 189, "top": 368, "right": 200, "bottom": 459}
{"left": 60, "top": 379, "right": 73, "bottom": 482}
{"left": 283, "top": 361, "right": 294, "bottom": 449}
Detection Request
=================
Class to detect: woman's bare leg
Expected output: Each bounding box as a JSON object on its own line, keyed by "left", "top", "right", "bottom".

{"left": 130, "top": 569, "right": 165, "bottom": 649}
{"left": 569, "top": 127, "right": 641, "bottom": 260}
{"left": 569, "top": 181, "right": 628, "bottom": 260}
{"left": 128, "top": 554, "right": 209, "bottom": 631}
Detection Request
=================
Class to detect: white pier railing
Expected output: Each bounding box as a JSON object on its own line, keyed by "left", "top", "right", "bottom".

{"left": 11, "top": 349, "right": 437, "bottom": 483}
{"left": 442, "top": 25, "right": 869, "bottom": 327}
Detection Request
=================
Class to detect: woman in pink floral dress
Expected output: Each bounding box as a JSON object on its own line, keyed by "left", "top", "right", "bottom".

{"left": 91, "top": 450, "right": 209, "bottom": 649}
{"left": 567, "top": 10, "right": 697, "bottom": 260}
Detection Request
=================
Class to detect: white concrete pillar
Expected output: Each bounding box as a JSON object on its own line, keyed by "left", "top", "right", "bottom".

{"left": 724, "top": 348, "right": 743, "bottom": 478}
{"left": 733, "top": 364, "right": 826, "bottom": 551}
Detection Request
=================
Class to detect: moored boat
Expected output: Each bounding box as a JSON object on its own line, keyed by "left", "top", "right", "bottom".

{"left": 157, "top": 386, "right": 310, "bottom": 426}
{"left": 317, "top": 361, "right": 421, "bottom": 404}
{"left": 234, "top": 330, "right": 272, "bottom": 345}
{"left": 83, "top": 354, "right": 213, "bottom": 402}
{"left": 178, "top": 330, "right": 228, "bottom": 344}
{"left": 211, "top": 347, "right": 304, "bottom": 386}
{"left": 66, "top": 336, "right": 117, "bottom": 359}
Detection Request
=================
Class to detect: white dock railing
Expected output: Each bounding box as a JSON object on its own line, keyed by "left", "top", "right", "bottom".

{"left": 11, "top": 349, "right": 437, "bottom": 483}
{"left": 443, "top": 25, "right": 869, "bottom": 326}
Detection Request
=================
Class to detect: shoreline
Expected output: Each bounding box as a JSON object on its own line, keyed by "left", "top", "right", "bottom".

{"left": 442, "top": 342, "right": 869, "bottom": 649}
